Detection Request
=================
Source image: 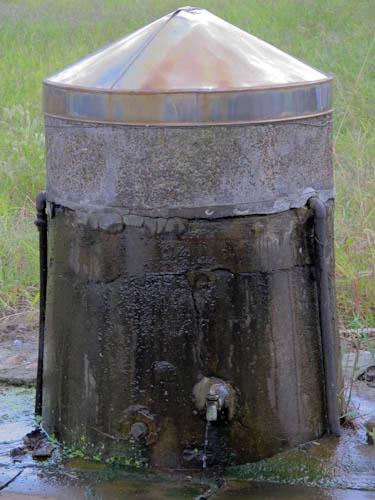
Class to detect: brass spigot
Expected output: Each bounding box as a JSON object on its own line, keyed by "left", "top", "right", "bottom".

{"left": 193, "top": 377, "right": 236, "bottom": 422}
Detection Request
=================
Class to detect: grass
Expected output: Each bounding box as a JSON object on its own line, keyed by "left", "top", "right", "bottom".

{"left": 0, "top": 0, "right": 374, "bottom": 324}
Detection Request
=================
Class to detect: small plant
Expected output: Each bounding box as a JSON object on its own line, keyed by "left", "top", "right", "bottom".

{"left": 34, "top": 414, "right": 42, "bottom": 428}
{"left": 47, "top": 433, "right": 149, "bottom": 468}
{"left": 48, "top": 432, "right": 60, "bottom": 450}
{"left": 340, "top": 290, "right": 375, "bottom": 427}
{"left": 366, "top": 426, "right": 375, "bottom": 445}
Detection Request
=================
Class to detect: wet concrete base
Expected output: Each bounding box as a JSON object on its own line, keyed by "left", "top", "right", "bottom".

{"left": 2, "top": 380, "right": 375, "bottom": 499}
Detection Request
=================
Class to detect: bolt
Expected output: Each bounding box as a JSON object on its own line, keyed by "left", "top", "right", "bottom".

{"left": 130, "top": 422, "right": 148, "bottom": 441}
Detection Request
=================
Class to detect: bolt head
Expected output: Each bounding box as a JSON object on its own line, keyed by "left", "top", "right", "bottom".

{"left": 130, "top": 422, "right": 148, "bottom": 440}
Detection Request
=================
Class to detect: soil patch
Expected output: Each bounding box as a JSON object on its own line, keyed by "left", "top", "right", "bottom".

{"left": 0, "top": 311, "right": 38, "bottom": 386}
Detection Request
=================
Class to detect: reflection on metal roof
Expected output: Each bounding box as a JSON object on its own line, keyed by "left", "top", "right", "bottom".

{"left": 43, "top": 6, "right": 332, "bottom": 125}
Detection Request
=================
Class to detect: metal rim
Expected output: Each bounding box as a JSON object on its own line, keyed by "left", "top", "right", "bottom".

{"left": 43, "top": 76, "right": 332, "bottom": 94}
{"left": 44, "top": 109, "right": 333, "bottom": 127}
{"left": 43, "top": 80, "right": 332, "bottom": 126}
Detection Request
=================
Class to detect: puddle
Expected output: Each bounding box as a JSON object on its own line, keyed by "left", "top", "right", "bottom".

{"left": 213, "top": 481, "right": 375, "bottom": 499}
{"left": 1, "top": 495, "right": 59, "bottom": 500}
{"left": 225, "top": 361, "right": 375, "bottom": 492}
{"left": 225, "top": 428, "right": 375, "bottom": 490}
{"left": 0, "top": 385, "right": 35, "bottom": 466}
{"left": 1, "top": 469, "right": 210, "bottom": 500}
{"left": 95, "top": 479, "right": 208, "bottom": 499}
{"left": 350, "top": 381, "right": 375, "bottom": 421}
{"left": 0, "top": 467, "right": 85, "bottom": 499}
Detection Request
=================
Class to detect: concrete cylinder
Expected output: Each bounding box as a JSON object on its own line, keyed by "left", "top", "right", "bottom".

{"left": 42, "top": 7, "right": 340, "bottom": 469}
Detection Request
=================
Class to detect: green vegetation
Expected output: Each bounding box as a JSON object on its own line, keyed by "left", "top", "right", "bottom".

{"left": 1, "top": 0, "right": 374, "bottom": 325}
{"left": 49, "top": 431, "right": 149, "bottom": 468}
{"left": 225, "top": 446, "right": 333, "bottom": 486}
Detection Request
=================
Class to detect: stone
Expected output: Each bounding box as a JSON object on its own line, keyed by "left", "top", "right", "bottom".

{"left": 143, "top": 217, "right": 158, "bottom": 236}
{"left": 359, "top": 366, "right": 375, "bottom": 387}
{"left": 165, "top": 217, "right": 187, "bottom": 234}
{"left": 342, "top": 352, "right": 375, "bottom": 381}
{"left": 23, "top": 429, "right": 44, "bottom": 449}
{"left": 88, "top": 212, "right": 124, "bottom": 234}
{"left": 155, "top": 218, "right": 167, "bottom": 234}
{"left": 24, "top": 428, "right": 53, "bottom": 459}
{"left": 123, "top": 214, "right": 144, "bottom": 228}
{"left": 32, "top": 440, "right": 53, "bottom": 459}
{"left": 9, "top": 446, "right": 27, "bottom": 458}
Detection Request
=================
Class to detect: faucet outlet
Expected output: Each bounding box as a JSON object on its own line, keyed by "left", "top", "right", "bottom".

{"left": 193, "top": 377, "right": 236, "bottom": 422}
{"left": 206, "top": 394, "right": 219, "bottom": 421}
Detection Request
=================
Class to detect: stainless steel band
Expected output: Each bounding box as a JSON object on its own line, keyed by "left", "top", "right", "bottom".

{"left": 43, "top": 79, "right": 332, "bottom": 126}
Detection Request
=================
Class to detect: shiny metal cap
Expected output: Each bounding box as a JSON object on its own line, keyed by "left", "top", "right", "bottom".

{"left": 43, "top": 6, "right": 332, "bottom": 126}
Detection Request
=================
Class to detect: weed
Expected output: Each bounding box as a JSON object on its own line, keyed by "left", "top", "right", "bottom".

{"left": 366, "top": 426, "right": 375, "bottom": 443}
{"left": 340, "top": 312, "right": 375, "bottom": 426}
{"left": 48, "top": 432, "right": 148, "bottom": 468}
{"left": 48, "top": 432, "right": 60, "bottom": 450}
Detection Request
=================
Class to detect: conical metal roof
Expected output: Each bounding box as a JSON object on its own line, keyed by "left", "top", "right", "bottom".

{"left": 43, "top": 6, "right": 332, "bottom": 125}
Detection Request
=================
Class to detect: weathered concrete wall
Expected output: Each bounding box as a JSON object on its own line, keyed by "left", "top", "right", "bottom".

{"left": 43, "top": 203, "right": 338, "bottom": 468}
{"left": 43, "top": 110, "right": 339, "bottom": 467}
{"left": 44, "top": 115, "right": 334, "bottom": 218}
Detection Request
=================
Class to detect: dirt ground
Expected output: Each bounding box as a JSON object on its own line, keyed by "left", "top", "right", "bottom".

{"left": 0, "top": 311, "right": 38, "bottom": 386}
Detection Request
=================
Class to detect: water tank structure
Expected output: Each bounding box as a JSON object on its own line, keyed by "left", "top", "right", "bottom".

{"left": 41, "top": 6, "right": 341, "bottom": 468}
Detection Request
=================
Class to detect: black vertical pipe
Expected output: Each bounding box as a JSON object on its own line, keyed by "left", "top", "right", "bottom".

{"left": 309, "top": 197, "right": 341, "bottom": 437}
{"left": 35, "top": 191, "right": 48, "bottom": 417}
